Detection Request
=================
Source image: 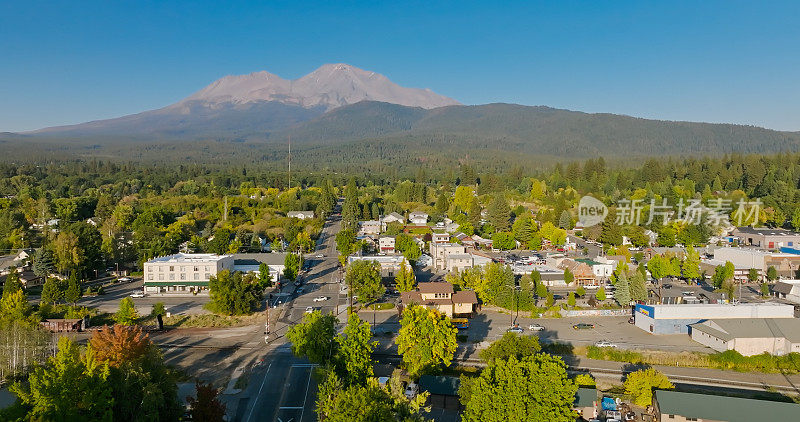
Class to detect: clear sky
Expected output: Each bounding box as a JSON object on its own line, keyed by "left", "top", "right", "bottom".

{"left": 1, "top": 1, "right": 799, "bottom": 132}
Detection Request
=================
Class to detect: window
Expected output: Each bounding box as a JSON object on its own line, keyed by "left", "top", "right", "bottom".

{"left": 194, "top": 273, "right": 199, "bottom": 280}
{"left": 205, "top": 273, "right": 211, "bottom": 279}
{"left": 180, "top": 273, "right": 186, "bottom": 280}
{"left": 169, "top": 273, "right": 174, "bottom": 280}
{"left": 194, "top": 266, "right": 199, "bottom": 272}
{"left": 147, "top": 274, "right": 153, "bottom": 280}
{"left": 169, "top": 266, "right": 174, "bottom": 271}
{"left": 158, "top": 274, "right": 164, "bottom": 280}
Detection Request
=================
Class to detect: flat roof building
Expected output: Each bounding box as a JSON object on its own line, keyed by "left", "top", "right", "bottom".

{"left": 633, "top": 302, "right": 794, "bottom": 335}
{"left": 653, "top": 389, "right": 800, "bottom": 422}
{"left": 732, "top": 226, "right": 800, "bottom": 250}
{"left": 144, "top": 253, "right": 234, "bottom": 295}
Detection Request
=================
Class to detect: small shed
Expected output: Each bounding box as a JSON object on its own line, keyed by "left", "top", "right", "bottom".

{"left": 573, "top": 388, "right": 598, "bottom": 419}
{"left": 419, "top": 375, "right": 461, "bottom": 411}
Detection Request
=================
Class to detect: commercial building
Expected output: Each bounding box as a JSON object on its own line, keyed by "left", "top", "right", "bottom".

{"left": 689, "top": 318, "right": 800, "bottom": 356}
{"left": 347, "top": 255, "right": 404, "bottom": 278}
{"left": 230, "top": 253, "right": 287, "bottom": 282}
{"left": 772, "top": 279, "right": 800, "bottom": 304}
{"left": 732, "top": 226, "right": 800, "bottom": 249}
{"left": 710, "top": 247, "right": 800, "bottom": 280}
{"left": 400, "top": 282, "right": 478, "bottom": 317}
{"left": 144, "top": 253, "right": 234, "bottom": 294}
{"left": 652, "top": 389, "right": 800, "bottom": 422}
{"left": 633, "top": 303, "right": 794, "bottom": 334}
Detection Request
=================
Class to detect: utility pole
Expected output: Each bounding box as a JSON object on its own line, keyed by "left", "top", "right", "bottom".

{"left": 223, "top": 196, "right": 228, "bottom": 222}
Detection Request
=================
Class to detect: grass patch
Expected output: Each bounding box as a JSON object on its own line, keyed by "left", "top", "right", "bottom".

{"left": 585, "top": 346, "right": 800, "bottom": 374}
{"left": 368, "top": 302, "right": 395, "bottom": 310}
{"left": 162, "top": 313, "right": 254, "bottom": 328}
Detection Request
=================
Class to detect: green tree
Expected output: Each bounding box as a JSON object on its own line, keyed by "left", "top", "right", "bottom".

{"left": 480, "top": 332, "right": 541, "bottom": 363}
{"left": 396, "top": 305, "right": 458, "bottom": 376}
{"left": 491, "top": 231, "right": 516, "bottom": 250}
{"left": 629, "top": 271, "right": 648, "bottom": 302}
{"left": 39, "top": 277, "right": 63, "bottom": 305}
{"left": 576, "top": 286, "right": 586, "bottom": 297}
{"left": 512, "top": 215, "right": 536, "bottom": 245}
{"left": 10, "top": 337, "right": 113, "bottom": 421}
{"left": 258, "top": 262, "right": 273, "bottom": 288}
{"left": 0, "top": 289, "right": 33, "bottom": 323}
{"left": 345, "top": 260, "right": 385, "bottom": 304}
{"left": 434, "top": 192, "right": 449, "bottom": 217}
{"left": 459, "top": 355, "right": 577, "bottom": 422}
{"left": 748, "top": 268, "right": 760, "bottom": 283}
{"left": 32, "top": 248, "right": 55, "bottom": 278}
{"left": 682, "top": 245, "right": 701, "bottom": 281}
{"left": 2, "top": 269, "right": 22, "bottom": 302}
{"left": 395, "top": 259, "right": 416, "bottom": 292}
{"left": 114, "top": 297, "right": 139, "bottom": 325}
{"left": 287, "top": 310, "right": 337, "bottom": 365}
{"left": 567, "top": 292, "right": 576, "bottom": 307}
{"left": 574, "top": 373, "right": 596, "bottom": 387}
{"left": 535, "top": 283, "right": 548, "bottom": 299}
{"left": 563, "top": 268, "right": 574, "bottom": 285}
{"left": 486, "top": 195, "right": 511, "bottom": 232}
{"left": 792, "top": 208, "right": 800, "bottom": 231}
{"left": 187, "top": 381, "right": 227, "bottom": 422}
{"left": 767, "top": 265, "right": 778, "bottom": 281}
{"left": 600, "top": 212, "right": 623, "bottom": 246}
{"left": 64, "top": 271, "right": 82, "bottom": 305}
{"left": 615, "top": 272, "right": 631, "bottom": 306}
{"left": 595, "top": 286, "right": 606, "bottom": 302}
{"left": 335, "top": 313, "right": 377, "bottom": 386}
{"left": 558, "top": 210, "right": 571, "bottom": 229}
{"left": 647, "top": 255, "right": 666, "bottom": 284}
{"left": 284, "top": 253, "right": 302, "bottom": 281}
{"left": 208, "top": 270, "right": 263, "bottom": 315}
{"left": 151, "top": 302, "right": 166, "bottom": 317}
{"left": 396, "top": 234, "right": 422, "bottom": 262}
{"left": 761, "top": 282, "right": 771, "bottom": 297}
{"left": 316, "top": 370, "right": 429, "bottom": 422}
{"left": 624, "top": 368, "right": 674, "bottom": 406}
{"left": 336, "top": 228, "right": 357, "bottom": 256}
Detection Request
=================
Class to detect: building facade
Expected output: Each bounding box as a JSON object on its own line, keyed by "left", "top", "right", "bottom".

{"left": 689, "top": 318, "right": 800, "bottom": 356}
{"left": 732, "top": 227, "right": 800, "bottom": 249}
{"left": 144, "top": 253, "right": 234, "bottom": 294}
{"left": 633, "top": 303, "right": 794, "bottom": 334}
{"left": 400, "top": 282, "right": 478, "bottom": 317}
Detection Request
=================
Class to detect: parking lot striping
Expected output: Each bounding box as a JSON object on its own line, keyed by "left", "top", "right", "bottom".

{"left": 245, "top": 363, "right": 272, "bottom": 422}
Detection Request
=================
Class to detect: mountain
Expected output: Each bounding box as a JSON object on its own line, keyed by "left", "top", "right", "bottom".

{"left": 29, "top": 64, "right": 459, "bottom": 138}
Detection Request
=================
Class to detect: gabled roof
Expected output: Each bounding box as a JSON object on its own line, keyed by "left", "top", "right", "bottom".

{"left": 654, "top": 390, "right": 800, "bottom": 421}
{"left": 452, "top": 290, "right": 478, "bottom": 304}
{"left": 417, "top": 282, "right": 454, "bottom": 295}
{"left": 690, "top": 318, "right": 800, "bottom": 343}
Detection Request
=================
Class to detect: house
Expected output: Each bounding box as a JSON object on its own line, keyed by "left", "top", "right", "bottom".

{"left": 633, "top": 303, "right": 794, "bottom": 334}
{"left": 652, "top": 389, "right": 800, "bottom": 422}
{"left": 432, "top": 232, "right": 450, "bottom": 244}
{"left": 18, "top": 271, "right": 43, "bottom": 288}
{"left": 573, "top": 388, "right": 598, "bottom": 420}
{"left": 430, "top": 242, "right": 467, "bottom": 272}
{"left": 445, "top": 254, "right": 474, "bottom": 273}
{"left": 575, "top": 258, "right": 613, "bottom": 280}
{"left": 557, "top": 259, "right": 598, "bottom": 286}
{"left": 689, "top": 318, "right": 800, "bottom": 356}
{"left": 400, "top": 282, "right": 478, "bottom": 317}
{"left": 287, "top": 211, "right": 315, "bottom": 220}
{"left": 378, "top": 236, "right": 396, "bottom": 254}
{"left": 143, "top": 253, "right": 234, "bottom": 295}
{"left": 772, "top": 279, "right": 800, "bottom": 304}
{"left": 359, "top": 220, "right": 382, "bottom": 236}
{"left": 381, "top": 212, "right": 405, "bottom": 225}
{"left": 409, "top": 212, "right": 429, "bottom": 226}
{"left": 732, "top": 226, "right": 800, "bottom": 249}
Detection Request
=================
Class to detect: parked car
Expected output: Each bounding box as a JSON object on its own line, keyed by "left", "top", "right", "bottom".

{"left": 117, "top": 277, "right": 132, "bottom": 282}
{"left": 313, "top": 296, "right": 329, "bottom": 302}
{"left": 572, "top": 323, "right": 595, "bottom": 330}
{"left": 528, "top": 323, "right": 545, "bottom": 331}
{"left": 296, "top": 287, "right": 305, "bottom": 294}
{"left": 305, "top": 306, "right": 315, "bottom": 314}
{"left": 507, "top": 326, "right": 524, "bottom": 334}
{"left": 594, "top": 340, "right": 617, "bottom": 348}
{"left": 628, "top": 316, "right": 635, "bottom": 324}
{"left": 130, "top": 291, "right": 145, "bottom": 298}
{"left": 315, "top": 254, "right": 324, "bottom": 258}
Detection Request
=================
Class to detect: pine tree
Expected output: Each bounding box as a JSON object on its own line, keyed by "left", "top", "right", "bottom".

{"left": 2, "top": 268, "right": 22, "bottom": 303}
{"left": 65, "top": 271, "right": 82, "bottom": 305}
{"left": 600, "top": 212, "right": 622, "bottom": 246}
{"left": 558, "top": 210, "right": 571, "bottom": 229}
{"left": 629, "top": 271, "right": 647, "bottom": 302}
{"left": 615, "top": 273, "right": 631, "bottom": 306}
{"left": 40, "top": 277, "right": 64, "bottom": 305}
{"left": 486, "top": 195, "right": 511, "bottom": 232}
{"left": 32, "top": 248, "right": 54, "bottom": 279}
{"left": 395, "top": 259, "right": 416, "bottom": 292}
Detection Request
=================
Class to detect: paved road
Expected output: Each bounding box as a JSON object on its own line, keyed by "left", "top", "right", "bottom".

{"left": 78, "top": 279, "right": 211, "bottom": 315}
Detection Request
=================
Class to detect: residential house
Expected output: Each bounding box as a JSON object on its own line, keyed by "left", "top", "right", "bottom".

{"left": 381, "top": 212, "right": 406, "bottom": 225}
{"left": 573, "top": 388, "right": 598, "bottom": 421}
{"left": 400, "top": 282, "right": 478, "bottom": 317}
{"left": 287, "top": 211, "right": 315, "bottom": 220}
{"left": 378, "top": 236, "right": 396, "bottom": 254}
{"left": 575, "top": 258, "right": 613, "bottom": 280}
{"left": 652, "top": 389, "right": 800, "bottom": 422}
{"left": 359, "top": 220, "right": 382, "bottom": 236}
{"left": 430, "top": 242, "right": 467, "bottom": 272}
{"left": 432, "top": 232, "right": 450, "bottom": 245}
{"left": 690, "top": 318, "right": 800, "bottom": 356}
{"left": 409, "top": 211, "right": 429, "bottom": 226}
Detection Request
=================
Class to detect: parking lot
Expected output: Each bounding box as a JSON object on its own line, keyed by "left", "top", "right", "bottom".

{"left": 78, "top": 278, "right": 211, "bottom": 316}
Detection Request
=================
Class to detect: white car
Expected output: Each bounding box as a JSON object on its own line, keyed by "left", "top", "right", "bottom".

{"left": 528, "top": 323, "right": 545, "bottom": 331}
{"left": 594, "top": 340, "right": 617, "bottom": 348}
{"left": 130, "top": 292, "right": 145, "bottom": 298}
{"left": 305, "top": 306, "right": 315, "bottom": 314}
{"left": 404, "top": 382, "right": 419, "bottom": 399}
{"left": 313, "top": 296, "right": 329, "bottom": 302}
{"left": 118, "top": 277, "right": 132, "bottom": 282}
{"left": 315, "top": 254, "right": 324, "bottom": 258}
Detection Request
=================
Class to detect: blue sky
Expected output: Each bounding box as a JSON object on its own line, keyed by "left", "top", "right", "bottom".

{"left": 1, "top": 1, "right": 799, "bottom": 132}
